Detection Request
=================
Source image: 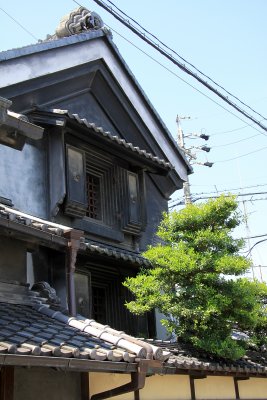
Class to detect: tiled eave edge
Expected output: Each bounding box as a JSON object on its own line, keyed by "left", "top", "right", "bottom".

{"left": 29, "top": 109, "right": 174, "bottom": 173}
{"left": 163, "top": 362, "right": 267, "bottom": 378}
{"left": 0, "top": 354, "right": 265, "bottom": 378}
{"left": 83, "top": 241, "right": 151, "bottom": 267}
{"left": 0, "top": 203, "right": 151, "bottom": 266}
{"left": 146, "top": 339, "right": 267, "bottom": 377}
{"left": 0, "top": 204, "right": 69, "bottom": 250}
{"left": 0, "top": 353, "right": 137, "bottom": 373}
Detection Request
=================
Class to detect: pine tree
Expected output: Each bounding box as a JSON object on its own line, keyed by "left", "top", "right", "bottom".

{"left": 124, "top": 196, "right": 267, "bottom": 360}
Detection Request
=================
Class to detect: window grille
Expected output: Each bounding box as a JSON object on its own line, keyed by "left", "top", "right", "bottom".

{"left": 86, "top": 174, "right": 101, "bottom": 219}
{"left": 92, "top": 286, "right": 106, "bottom": 323}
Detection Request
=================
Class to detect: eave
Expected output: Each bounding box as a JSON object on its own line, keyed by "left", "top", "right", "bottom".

{"left": 29, "top": 109, "right": 174, "bottom": 175}
{"left": 0, "top": 97, "right": 43, "bottom": 150}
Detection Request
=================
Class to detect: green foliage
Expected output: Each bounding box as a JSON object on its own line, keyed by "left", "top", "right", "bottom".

{"left": 124, "top": 195, "right": 267, "bottom": 360}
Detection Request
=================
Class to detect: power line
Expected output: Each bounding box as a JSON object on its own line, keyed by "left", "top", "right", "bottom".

{"left": 169, "top": 183, "right": 267, "bottom": 203}
{"left": 169, "top": 191, "right": 267, "bottom": 208}
{"left": 79, "top": 0, "right": 266, "bottom": 136}
{"left": 104, "top": 0, "right": 267, "bottom": 123}
{"left": 0, "top": 6, "right": 38, "bottom": 41}
{"left": 211, "top": 124, "right": 250, "bottom": 136}
{"left": 212, "top": 133, "right": 260, "bottom": 148}
{"left": 101, "top": 22, "right": 266, "bottom": 137}
{"left": 90, "top": 0, "right": 267, "bottom": 135}
{"left": 245, "top": 238, "right": 267, "bottom": 258}
{"left": 215, "top": 145, "right": 267, "bottom": 163}
{"left": 246, "top": 234, "right": 267, "bottom": 239}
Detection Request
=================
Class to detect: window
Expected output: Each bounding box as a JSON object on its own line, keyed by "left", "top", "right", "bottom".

{"left": 65, "top": 144, "right": 147, "bottom": 237}
{"left": 74, "top": 272, "right": 91, "bottom": 317}
{"left": 86, "top": 174, "right": 102, "bottom": 220}
{"left": 65, "top": 145, "right": 87, "bottom": 217}
{"left": 92, "top": 286, "right": 107, "bottom": 324}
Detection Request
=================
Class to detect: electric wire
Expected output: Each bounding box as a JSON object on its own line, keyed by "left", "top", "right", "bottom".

{"left": 245, "top": 238, "right": 267, "bottom": 258}
{"left": 211, "top": 124, "right": 251, "bottom": 136}
{"left": 215, "top": 145, "right": 267, "bottom": 163}
{"left": 104, "top": 0, "right": 267, "bottom": 123}
{"left": 169, "top": 191, "right": 267, "bottom": 209}
{"left": 75, "top": 0, "right": 267, "bottom": 136}
{"left": 0, "top": 6, "right": 39, "bottom": 41}
{"left": 111, "top": 31, "right": 264, "bottom": 135}
{"left": 245, "top": 234, "right": 267, "bottom": 239}
{"left": 98, "top": 21, "right": 267, "bottom": 137}
{"left": 169, "top": 183, "right": 267, "bottom": 203}
{"left": 90, "top": 0, "right": 267, "bottom": 134}
{"left": 212, "top": 134, "right": 260, "bottom": 148}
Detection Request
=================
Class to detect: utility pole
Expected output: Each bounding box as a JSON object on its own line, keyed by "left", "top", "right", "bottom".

{"left": 176, "top": 115, "right": 213, "bottom": 206}
{"left": 176, "top": 115, "right": 192, "bottom": 204}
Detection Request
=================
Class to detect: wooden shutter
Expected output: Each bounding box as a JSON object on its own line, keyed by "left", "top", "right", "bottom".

{"left": 65, "top": 145, "right": 87, "bottom": 218}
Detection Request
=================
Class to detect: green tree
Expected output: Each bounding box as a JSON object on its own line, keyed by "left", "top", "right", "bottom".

{"left": 124, "top": 195, "right": 267, "bottom": 360}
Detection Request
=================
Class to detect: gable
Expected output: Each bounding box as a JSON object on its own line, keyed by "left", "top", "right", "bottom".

{"left": 0, "top": 33, "right": 190, "bottom": 186}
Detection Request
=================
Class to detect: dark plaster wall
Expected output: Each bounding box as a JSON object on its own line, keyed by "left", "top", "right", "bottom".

{"left": 14, "top": 367, "right": 81, "bottom": 400}
{"left": 53, "top": 91, "right": 121, "bottom": 138}
{"left": 139, "top": 174, "right": 168, "bottom": 252}
{"left": 0, "top": 137, "right": 48, "bottom": 218}
{"left": 0, "top": 236, "right": 27, "bottom": 282}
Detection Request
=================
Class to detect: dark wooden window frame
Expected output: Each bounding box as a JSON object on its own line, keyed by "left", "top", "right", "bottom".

{"left": 86, "top": 173, "right": 103, "bottom": 221}
{"left": 65, "top": 141, "right": 147, "bottom": 239}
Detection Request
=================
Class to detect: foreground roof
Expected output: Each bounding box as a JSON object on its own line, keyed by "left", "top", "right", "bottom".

{"left": 147, "top": 339, "right": 267, "bottom": 377}
{"left": 1, "top": 298, "right": 267, "bottom": 377}
{"left": 0, "top": 301, "right": 169, "bottom": 371}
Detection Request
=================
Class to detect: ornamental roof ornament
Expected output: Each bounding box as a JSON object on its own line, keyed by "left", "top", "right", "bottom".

{"left": 55, "top": 6, "right": 109, "bottom": 38}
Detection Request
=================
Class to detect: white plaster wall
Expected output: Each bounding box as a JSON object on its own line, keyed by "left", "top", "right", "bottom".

{"left": 0, "top": 141, "right": 47, "bottom": 218}
{"left": 155, "top": 309, "right": 169, "bottom": 340}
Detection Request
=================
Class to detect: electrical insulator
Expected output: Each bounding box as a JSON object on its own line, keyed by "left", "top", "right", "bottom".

{"left": 200, "top": 145, "right": 211, "bottom": 152}
{"left": 200, "top": 134, "right": 210, "bottom": 141}
{"left": 203, "top": 161, "right": 213, "bottom": 167}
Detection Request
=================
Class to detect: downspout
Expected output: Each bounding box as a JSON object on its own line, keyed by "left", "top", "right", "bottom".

{"left": 91, "top": 360, "right": 162, "bottom": 400}
{"left": 64, "top": 229, "right": 84, "bottom": 317}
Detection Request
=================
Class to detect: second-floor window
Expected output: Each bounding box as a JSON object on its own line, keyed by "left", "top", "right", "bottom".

{"left": 64, "top": 143, "right": 146, "bottom": 235}
{"left": 86, "top": 174, "right": 102, "bottom": 220}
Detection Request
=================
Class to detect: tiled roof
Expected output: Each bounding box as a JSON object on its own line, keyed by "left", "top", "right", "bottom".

{"left": 0, "top": 26, "right": 191, "bottom": 173}
{"left": 41, "top": 108, "right": 174, "bottom": 170}
{"left": 85, "top": 240, "right": 151, "bottom": 266}
{"left": 146, "top": 339, "right": 267, "bottom": 376}
{"left": 0, "top": 97, "right": 43, "bottom": 150}
{"left": 0, "top": 30, "right": 106, "bottom": 62}
{"left": 0, "top": 302, "right": 169, "bottom": 366}
{"left": 0, "top": 203, "right": 150, "bottom": 266}
{"left": 1, "top": 298, "right": 265, "bottom": 376}
{"left": 0, "top": 203, "right": 70, "bottom": 236}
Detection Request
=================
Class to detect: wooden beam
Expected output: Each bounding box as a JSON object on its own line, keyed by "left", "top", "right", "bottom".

{"left": 0, "top": 367, "right": 14, "bottom": 400}
{"left": 189, "top": 374, "right": 207, "bottom": 400}
{"left": 234, "top": 376, "right": 249, "bottom": 400}
{"left": 81, "top": 372, "right": 90, "bottom": 400}
{"left": 189, "top": 375, "right": 196, "bottom": 400}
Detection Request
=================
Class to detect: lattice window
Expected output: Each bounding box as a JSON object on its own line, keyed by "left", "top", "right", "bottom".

{"left": 92, "top": 286, "right": 106, "bottom": 324}
{"left": 86, "top": 174, "right": 102, "bottom": 219}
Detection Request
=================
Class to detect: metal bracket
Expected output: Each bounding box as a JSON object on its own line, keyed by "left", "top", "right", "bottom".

{"left": 90, "top": 360, "right": 161, "bottom": 400}
{"left": 189, "top": 374, "right": 207, "bottom": 400}
{"left": 234, "top": 376, "right": 250, "bottom": 399}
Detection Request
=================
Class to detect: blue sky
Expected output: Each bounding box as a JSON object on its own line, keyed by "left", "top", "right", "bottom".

{"left": 1, "top": 0, "right": 267, "bottom": 279}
